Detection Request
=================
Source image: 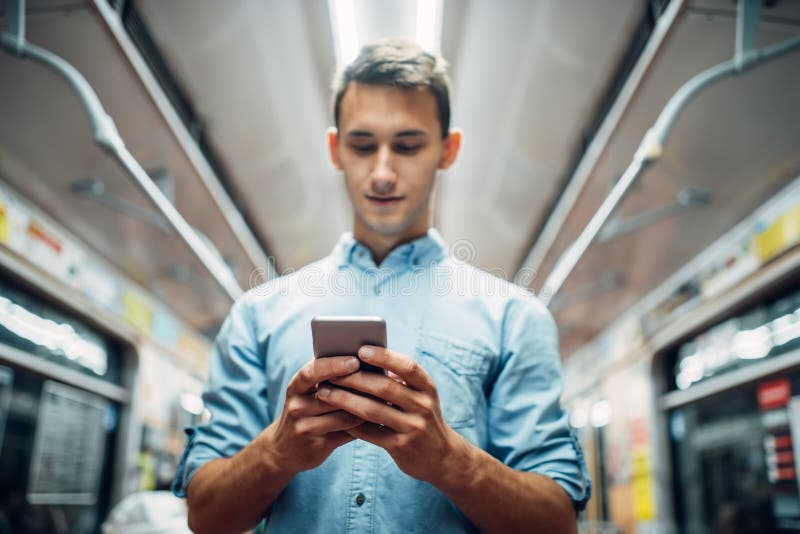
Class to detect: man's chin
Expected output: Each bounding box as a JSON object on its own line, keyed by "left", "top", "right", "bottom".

{"left": 361, "top": 217, "right": 410, "bottom": 238}
{"left": 370, "top": 223, "right": 407, "bottom": 237}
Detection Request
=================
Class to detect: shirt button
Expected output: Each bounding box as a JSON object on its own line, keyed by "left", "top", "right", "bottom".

{"left": 355, "top": 493, "right": 366, "bottom": 506}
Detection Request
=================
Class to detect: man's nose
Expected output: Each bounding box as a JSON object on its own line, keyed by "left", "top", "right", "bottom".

{"left": 370, "top": 146, "right": 397, "bottom": 194}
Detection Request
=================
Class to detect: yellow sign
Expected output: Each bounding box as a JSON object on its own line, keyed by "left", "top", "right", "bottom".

{"left": 123, "top": 289, "right": 153, "bottom": 333}
{"left": 754, "top": 205, "right": 800, "bottom": 263}
{"left": 0, "top": 201, "right": 9, "bottom": 245}
{"left": 631, "top": 447, "right": 657, "bottom": 520}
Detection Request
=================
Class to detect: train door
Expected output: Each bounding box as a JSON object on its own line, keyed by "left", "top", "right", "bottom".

{"left": 0, "top": 275, "right": 131, "bottom": 534}
{"left": 666, "top": 289, "right": 800, "bottom": 533}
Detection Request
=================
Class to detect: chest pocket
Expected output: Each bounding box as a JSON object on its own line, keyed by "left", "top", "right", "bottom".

{"left": 415, "top": 332, "right": 492, "bottom": 429}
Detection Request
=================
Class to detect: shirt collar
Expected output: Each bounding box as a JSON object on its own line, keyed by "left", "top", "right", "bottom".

{"left": 331, "top": 228, "right": 448, "bottom": 270}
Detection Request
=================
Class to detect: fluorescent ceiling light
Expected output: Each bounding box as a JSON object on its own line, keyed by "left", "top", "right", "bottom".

{"left": 329, "top": 0, "right": 442, "bottom": 68}
{"left": 416, "top": 0, "right": 442, "bottom": 52}
{"left": 330, "top": 0, "right": 360, "bottom": 67}
{"left": 569, "top": 406, "right": 588, "bottom": 429}
{"left": 589, "top": 399, "right": 612, "bottom": 428}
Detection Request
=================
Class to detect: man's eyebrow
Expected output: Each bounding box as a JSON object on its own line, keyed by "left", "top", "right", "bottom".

{"left": 345, "top": 130, "right": 427, "bottom": 139}
{"left": 395, "top": 130, "right": 427, "bottom": 138}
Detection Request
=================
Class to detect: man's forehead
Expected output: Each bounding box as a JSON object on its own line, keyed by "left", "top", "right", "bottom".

{"left": 338, "top": 83, "right": 439, "bottom": 136}
{"left": 346, "top": 129, "right": 427, "bottom": 138}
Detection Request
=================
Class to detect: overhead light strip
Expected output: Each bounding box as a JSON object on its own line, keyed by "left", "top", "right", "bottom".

{"left": 416, "top": 0, "right": 442, "bottom": 52}
{"left": 330, "top": 0, "right": 360, "bottom": 67}
{"left": 330, "top": 0, "right": 442, "bottom": 67}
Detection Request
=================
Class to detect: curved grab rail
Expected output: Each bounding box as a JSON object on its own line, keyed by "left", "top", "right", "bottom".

{"left": 1, "top": 0, "right": 243, "bottom": 301}
{"left": 539, "top": 0, "right": 800, "bottom": 306}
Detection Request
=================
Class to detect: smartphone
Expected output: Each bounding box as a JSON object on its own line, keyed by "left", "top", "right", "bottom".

{"left": 311, "top": 316, "right": 386, "bottom": 373}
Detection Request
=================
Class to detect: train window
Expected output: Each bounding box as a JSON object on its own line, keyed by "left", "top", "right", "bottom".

{"left": 0, "top": 366, "right": 118, "bottom": 533}
{"left": 671, "top": 289, "right": 800, "bottom": 392}
{"left": 0, "top": 276, "right": 125, "bottom": 532}
{"left": 670, "top": 373, "right": 800, "bottom": 533}
{"left": 0, "top": 278, "right": 123, "bottom": 386}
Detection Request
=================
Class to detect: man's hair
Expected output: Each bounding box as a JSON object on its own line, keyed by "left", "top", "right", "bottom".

{"left": 331, "top": 38, "right": 452, "bottom": 138}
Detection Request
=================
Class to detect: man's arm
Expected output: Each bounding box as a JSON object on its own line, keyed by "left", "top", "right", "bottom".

{"left": 185, "top": 430, "right": 293, "bottom": 534}
{"left": 185, "top": 356, "right": 363, "bottom": 534}
{"left": 320, "top": 347, "right": 579, "bottom": 534}
{"left": 432, "top": 430, "right": 577, "bottom": 533}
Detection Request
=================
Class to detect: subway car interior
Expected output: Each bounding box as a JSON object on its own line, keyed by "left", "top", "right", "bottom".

{"left": 1, "top": 0, "right": 800, "bottom": 532}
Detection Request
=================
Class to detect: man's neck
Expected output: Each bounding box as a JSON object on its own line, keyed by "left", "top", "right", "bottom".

{"left": 353, "top": 227, "right": 430, "bottom": 266}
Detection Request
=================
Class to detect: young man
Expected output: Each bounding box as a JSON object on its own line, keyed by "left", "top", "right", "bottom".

{"left": 174, "top": 39, "right": 590, "bottom": 533}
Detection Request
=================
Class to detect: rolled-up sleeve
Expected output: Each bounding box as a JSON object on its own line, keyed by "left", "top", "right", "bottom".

{"left": 487, "top": 295, "right": 591, "bottom": 510}
{"left": 172, "top": 295, "right": 269, "bottom": 497}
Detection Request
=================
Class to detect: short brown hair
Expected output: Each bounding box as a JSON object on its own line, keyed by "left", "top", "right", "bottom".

{"left": 331, "top": 38, "right": 452, "bottom": 138}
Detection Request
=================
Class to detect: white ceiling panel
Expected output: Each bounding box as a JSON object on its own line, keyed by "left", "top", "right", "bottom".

{"left": 135, "top": 0, "right": 351, "bottom": 272}
{"left": 440, "top": 0, "right": 646, "bottom": 275}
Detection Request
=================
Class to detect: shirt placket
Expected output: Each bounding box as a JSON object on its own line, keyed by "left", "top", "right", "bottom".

{"left": 346, "top": 441, "right": 378, "bottom": 533}
{"left": 348, "top": 260, "right": 398, "bottom": 533}
{"left": 372, "top": 270, "right": 394, "bottom": 297}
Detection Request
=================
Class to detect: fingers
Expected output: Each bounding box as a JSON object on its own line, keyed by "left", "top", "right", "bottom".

{"left": 345, "top": 422, "right": 394, "bottom": 448}
{"left": 284, "top": 394, "right": 347, "bottom": 419}
{"left": 317, "top": 385, "right": 421, "bottom": 432}
{"left": 386, "top": 370, "right": 407, "bottom": 385}
{"left": 357, "top": 346, "right": 434, "bottom": 392}
{"left": 288, "top": 356, "right": 360, "bottom": 395}
{"left": 295, "top": 410, "right": 364, "bottom": 437}
{"left": 329, "top": 372, "right": 429, "bottom": 413}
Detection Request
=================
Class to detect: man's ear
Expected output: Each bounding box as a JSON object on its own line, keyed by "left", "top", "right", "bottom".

{"left": 327, "top": 127, "right": 343, "bottom": 171}
{"left": 438, "top": 128, "right": 462, "bottom": 171}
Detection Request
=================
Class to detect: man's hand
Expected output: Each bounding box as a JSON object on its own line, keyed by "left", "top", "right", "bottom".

{"left": 315, "top": 347, "right": 577, "bottom": 534}
{"left": 315, "top": 346, "right": 466, "bottom": 483}
{"left": 260, "top": 355, "right": 365, "bottom": 475}
{"left": 185, "top": 355, "right": 364, "bottom": 534}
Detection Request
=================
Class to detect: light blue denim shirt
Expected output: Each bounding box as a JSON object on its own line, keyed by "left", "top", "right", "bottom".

{"left": 174, "top": 229, "right": 590, "bottom": 532}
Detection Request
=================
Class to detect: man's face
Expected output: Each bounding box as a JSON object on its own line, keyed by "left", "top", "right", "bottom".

{"left": 329, "top": 82, "right": 459, "bottom": 244}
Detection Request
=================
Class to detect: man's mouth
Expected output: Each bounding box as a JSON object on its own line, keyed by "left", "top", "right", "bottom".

{"left": 365, "top": 195, "right": 404, "bottom": 205}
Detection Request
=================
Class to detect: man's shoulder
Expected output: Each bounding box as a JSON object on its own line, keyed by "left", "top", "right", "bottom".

{"left": 440, "top": 258, "right": 540, "bottom": 304}
{"left": 241, "top": 256, "right": 336, "bottom": 306}
{"left": 429, "top": 259, "right": 555, "bottom": 333}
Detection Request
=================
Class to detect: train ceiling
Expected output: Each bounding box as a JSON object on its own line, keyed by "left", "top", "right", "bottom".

{"left": 1, "top": 0, "right": 799, "bottom": 353}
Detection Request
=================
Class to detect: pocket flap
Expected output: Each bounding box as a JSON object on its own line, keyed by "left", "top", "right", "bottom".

{"left": 416, "top": 332, "right": 492, "bottom": 376}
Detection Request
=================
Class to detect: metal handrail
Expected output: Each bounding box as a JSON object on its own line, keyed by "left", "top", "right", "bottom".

{"left": 538, "top": 0, "right": 800, "bottom": 306}
{"left": 1, "top": 0, "right": 243, "bottom": 301}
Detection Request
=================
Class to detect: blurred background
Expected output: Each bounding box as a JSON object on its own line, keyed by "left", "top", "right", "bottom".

{"left": 0, "top": 0, "right": 799, "bottom": 532}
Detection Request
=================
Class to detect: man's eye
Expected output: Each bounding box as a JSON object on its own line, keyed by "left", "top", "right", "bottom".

{"left": 394, "top": 144, "right": 422, "bottom": 153}
{"left": 351, "top": 145, "right": 375, "bottom": 153}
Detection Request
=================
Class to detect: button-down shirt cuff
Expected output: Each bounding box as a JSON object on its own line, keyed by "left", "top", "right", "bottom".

{"left": 546, "top": 470, "right": 591, "bottom": 512}
{"left": 172, "top": 430, "right": 225, "bottom": 499}
{"left": 538, "top": 436, "right": 592, "bottom": 511}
